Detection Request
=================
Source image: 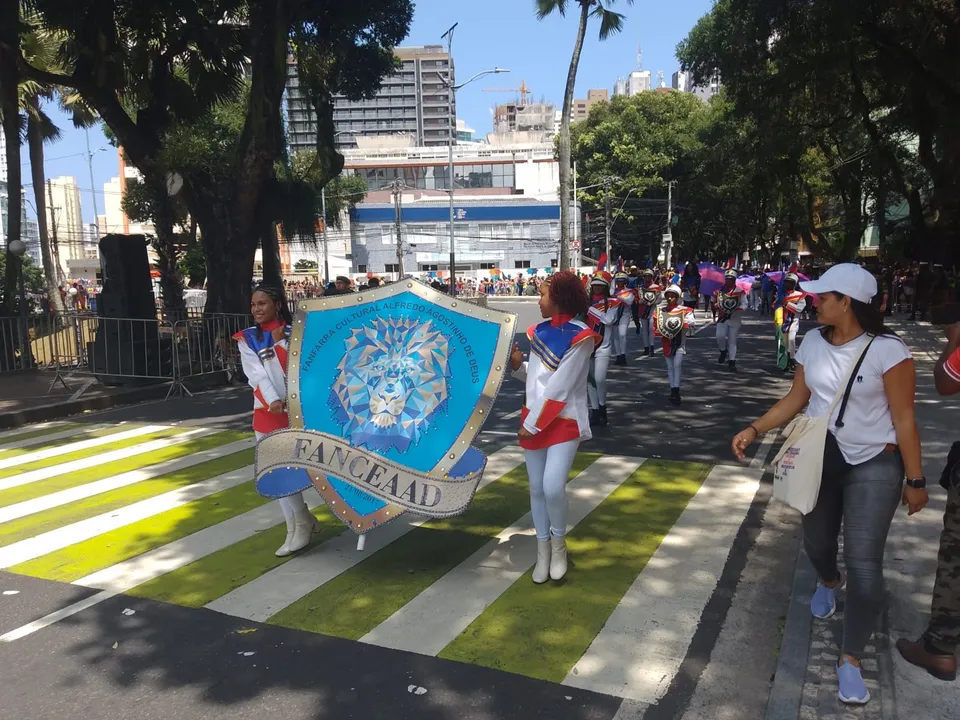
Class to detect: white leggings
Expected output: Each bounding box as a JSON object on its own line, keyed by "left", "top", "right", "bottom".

{"left": 716, "top": 320, "right": 740, "bottom": 361}
{"left": 256, "top": 430, "right": 307, "bottom": 519}
{"left": 524, "top": 439, "right": 579, "bottom": 540}
{"left": 665, "top": 352, "right": 684, "bottom": 388}
{"left": 588, "top": 353, "right": 611, "bottom": 409}
{"left": 637, "top": 315, "right": 654, "bottom": 347}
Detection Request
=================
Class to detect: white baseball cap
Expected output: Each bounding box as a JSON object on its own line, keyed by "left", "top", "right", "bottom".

{"left": 799, "top": 263, "right": 877, "bottom": 304}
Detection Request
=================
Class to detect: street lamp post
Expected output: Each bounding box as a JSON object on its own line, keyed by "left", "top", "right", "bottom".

{"left": 8, "top": 239, "right": 31, "bottom": 370}
{"left": 84, "top": 128, "right": 107, "bottom": 240}
{"left": 440, "top": 23, "right": 508, "bottom": 295}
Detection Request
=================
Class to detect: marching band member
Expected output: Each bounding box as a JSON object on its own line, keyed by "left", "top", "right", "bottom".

{"left": 778, "top": 272, "right": 807, "bottom": 372}
{"left": 655, "top": 284, "right": 697, "bottom": 404}
{"left": 510, "top": 271, "right": 599, "bottom": 583}
{"left": 612, "top": 270, "right": 635, "bottom": 366}
{"left": 234, "top": 285, "right": 320, "bottom": 557}
{"left": 714, "top": 268, "right": 749, "bottom": 372}
{"left": 636, "top": 268, "right": 662, "bottom": 356}
{"left": 586, "top": 270, "right": 622, "bottom": 426}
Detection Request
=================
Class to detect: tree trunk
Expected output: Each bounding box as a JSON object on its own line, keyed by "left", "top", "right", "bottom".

{"left": 27, "top": 106, "right": 67, "bottom": 318}
{"left": 146, "top": 176, "right": 185, "bottom": 319}
{"left": 259, "top": 201, "right": 284, "bottom": 289}
{"left": 557, "top": 2, "right": 592, "bottom": 270}
{"left": 0, "top": 0, "right": 22, "bottom": 317}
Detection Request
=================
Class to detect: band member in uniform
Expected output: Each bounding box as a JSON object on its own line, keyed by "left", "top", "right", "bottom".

{"left": 510, "top": 272, "right": 599, "bottom": 583}
{"left": 585, "top": 270, "right": 622, "bottom": 426}
{"left": 613, "top": 271, "right": 635, "bottom": 366}
{"left": 714, "top": 268, "right": 749, "bottom": 372}
{"left": 636, "top": 269, "right": 661, "bottom": 356}
{"left": 778, "top": 272, "right": 807, "bottom": 372}
{"left": 234, "top": 286, "right": 320, "bottom": 557}
{"left": 655, "top": 284, "right": 697, "bottom": 404}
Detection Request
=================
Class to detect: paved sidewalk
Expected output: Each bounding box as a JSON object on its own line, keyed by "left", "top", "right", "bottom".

{"left": 768, "top": 317, "right": 960, "bottom": 720}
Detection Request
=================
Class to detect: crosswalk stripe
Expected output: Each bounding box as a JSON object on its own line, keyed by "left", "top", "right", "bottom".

{"left": 561, "top": 464, "right": 762, "bottom": 701}
{"left": 0, "top": 589, "right": 116, "bottom": 643}
{"left": 0, "top": 428, "right": 209, "bottom": 492}
{"left": 205, "top": 447, "right": 526, "bottom": 622}
{"left": 0, "top": 435, "right": 251, "bottom": 526}
{"left": 361, "top": 454, "right": 645, "bottom": 657}
{"left": 74, "top": 494, "right": 325, "bottom": 592}
{"left": 0, "top": 422, "right": 72, "bottom": 448}
{"left": 0, "top": 424, "right": 168, "bottom": 471}
{"left": 0, "top": 466, "right": 254, "bottom": 568}
{"left": 0, "top": 424, "right": 106, "bottom": 453}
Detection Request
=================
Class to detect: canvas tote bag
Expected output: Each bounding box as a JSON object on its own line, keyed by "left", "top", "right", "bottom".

{"left": 772, "top": 334, "right": 873, "bottom": 514}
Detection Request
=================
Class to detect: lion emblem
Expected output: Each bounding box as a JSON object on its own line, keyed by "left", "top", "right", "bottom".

{"left": 329, "top": 317, "right": 453, "bottom": 453}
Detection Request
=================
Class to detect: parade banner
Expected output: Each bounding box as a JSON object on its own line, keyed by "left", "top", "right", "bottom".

{"left": 254, "top": 281, "right": 517, "bottom": 534}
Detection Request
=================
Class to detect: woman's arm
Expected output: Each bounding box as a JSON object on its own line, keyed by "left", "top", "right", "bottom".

{"left": 884, "top": 358, "right": 923, "bottom": 479}
{"left": 732, "top": 367, "right": 812, "bottom": 460}
{"left": 236, "top": 340, "right": 282, "bottom": 406}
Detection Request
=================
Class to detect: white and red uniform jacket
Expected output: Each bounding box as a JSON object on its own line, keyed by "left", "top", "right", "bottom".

{"left": 780, "top": 290, "right": 808, "bottom": 330}
{"left": 513, "top": 315, "right": 600, "bottom": 450}
{"left": 233, "top": 320, "right": 291, "bottom": 434}
{"left": 586, "top": 295, "right": 623, "bottom": 357}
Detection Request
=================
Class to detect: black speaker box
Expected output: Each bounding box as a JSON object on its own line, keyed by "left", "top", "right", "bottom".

{"left": 97, "top": 234, "right": 156, "bottom": 320}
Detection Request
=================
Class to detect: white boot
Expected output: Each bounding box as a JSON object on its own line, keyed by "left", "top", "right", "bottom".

{"left": 550, "top": 535, "right": 568, "bottom": 581}
{"left": 274, "top": 512, "right": 296, "bottom": 557}
{"left": 280, "top": 507, "right": 320, "bottom": 556}
{"left": 532, "top": 539, "right": 551, "bottom": 584}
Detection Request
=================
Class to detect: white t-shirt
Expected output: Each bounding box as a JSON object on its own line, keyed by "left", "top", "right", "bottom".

{"left": 795, "top": 329, "right": 912, "bottom": 465}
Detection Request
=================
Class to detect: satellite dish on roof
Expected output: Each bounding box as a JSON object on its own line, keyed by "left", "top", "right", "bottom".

{"left": 166, "top": 172, "right": 183, "bottom": 197}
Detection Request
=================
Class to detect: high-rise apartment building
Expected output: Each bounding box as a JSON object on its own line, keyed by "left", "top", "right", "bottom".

{"left": 0, "top": 132, "right": 6, "bottom": 183}
{"left": 286, "top": 45, "right": 456, "bottom": 155}
{"left": 571, "top": 89, "right": 609, "bottom": 122}
{"left": 44, "top": 176, "right": 84, "bottom": 276}
{"left": 672, "top": 71, "right": 691, "bottom": 93}
{"left": 0, "top": 181, "right": 41, "bottom": 263}
{"left": 614, "top": 70, "right": 652, "bottom": 97}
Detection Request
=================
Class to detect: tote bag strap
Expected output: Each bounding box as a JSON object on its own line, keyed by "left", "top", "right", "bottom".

{"left": 832, "top": 335, "right": 875, "bottom": 429}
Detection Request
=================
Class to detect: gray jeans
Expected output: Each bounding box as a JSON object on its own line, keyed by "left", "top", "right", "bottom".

{"left": 802, "top": 447, "right": 904, "bottom": 656}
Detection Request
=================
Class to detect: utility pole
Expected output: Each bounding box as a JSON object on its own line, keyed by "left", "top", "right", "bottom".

{"left": 604, "top": 177, "right": 614, "bottom": 261}
{"left": 442, "top": 22, "right": 459, "bottom": 295}
{"left": 572, "top": 161, "right": 579, "bottom": 269}
{"left": 390, "top": 179, "right": 406, "bottom": 278}
{"left": 320, "top": 186, "right": 329, "bottom": 285}
{"left": 666, "top": 180, "right": 674, "bottom": 268}
{"left": 47, "top": 180, "right": 64, "bottom": 284}
{"left": 84, "top": 128, "right": 100, "bottom": 240}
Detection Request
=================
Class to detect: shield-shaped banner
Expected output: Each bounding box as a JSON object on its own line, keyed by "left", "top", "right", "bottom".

{"left": 254, "top": 282, "right": 517, "bottom": 534}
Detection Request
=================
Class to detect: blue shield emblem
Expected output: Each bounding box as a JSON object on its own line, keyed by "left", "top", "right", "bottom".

{"left": 254, "top": 282, "right": 517, "bottom": 534}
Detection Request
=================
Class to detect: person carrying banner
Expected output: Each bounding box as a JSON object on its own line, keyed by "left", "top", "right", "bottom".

{"left": 612, "top": 270, "right": 635, "bottom": 366}
{"left": 585, "top": 269, "right": 622, "bottom": 426}
{"left": 635, "top": 268, "right": 662, "bottom": 357}
{"left": 714, "top": 268, "right": 749, "bottom": 372}
{"left": 510, "top": 271, "right": 599, "bottom": 583}
{"left": 656, "top": 284, "right": 697, "bottom": 404}
{"left": 777, "top": 272, "right": 808, "bottom": 372}
{"left": 234, "top": 285, "right": 320, "bottom": 557}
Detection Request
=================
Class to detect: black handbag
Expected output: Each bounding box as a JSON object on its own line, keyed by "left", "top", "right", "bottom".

{"left": 939, "top": 441, "right": 960, "bottom": 491}
{"left": 821, "top": 337, "right": 876, "bottom": 477}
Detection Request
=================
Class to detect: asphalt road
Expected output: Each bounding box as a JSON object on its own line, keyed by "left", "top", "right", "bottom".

{"left": 0, "top": 306, "right": 808, "bottom": 720}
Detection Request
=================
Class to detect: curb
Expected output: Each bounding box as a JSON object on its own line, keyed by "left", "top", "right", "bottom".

{"left": 0, "top": 372, "right": 232, "bottom": 430}
{"left": 765, "top": 544, "right": 817, "bottom": 720}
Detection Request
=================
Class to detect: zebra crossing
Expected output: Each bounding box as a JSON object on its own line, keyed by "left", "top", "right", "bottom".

{"left": 0, "top": 418, "right": 764, "bottom": 703}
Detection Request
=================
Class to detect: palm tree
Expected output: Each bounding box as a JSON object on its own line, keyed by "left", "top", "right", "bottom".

{"left": 535, "top": 0, "right": 633, "bottom": 269}
{"left": 0, "top": 0, "right": 23, "bottom": 317}
{"left": 20, "top": 13, "right": 96, "bottom": 316}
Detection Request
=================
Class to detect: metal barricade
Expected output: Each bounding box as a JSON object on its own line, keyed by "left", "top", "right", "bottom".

{"left": 171, "top": 313, "right": 251, "bottom": 394}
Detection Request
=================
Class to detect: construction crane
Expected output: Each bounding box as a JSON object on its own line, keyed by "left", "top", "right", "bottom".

{"left": 483, "top": 80, "right": 532, "bottom": 105}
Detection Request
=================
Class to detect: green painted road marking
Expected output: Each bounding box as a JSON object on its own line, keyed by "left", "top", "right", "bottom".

{"left": 0, "top": 424, "right": 85, "bottom": 449}
{"left": 127, "top": 506, "right": 344, "bottom": 608}
{"left": 9, "top": 482, "right": 271, "bottom": 583}
{"left": 267, "top": 452, "right": 601, "bottom": 639}
{"left": 0, "top": 427, "right": 185, "bottom": 480}
{"left": 0, "top": 425, "right": 137, "bottom": 460}
{"left": 0, "top": 449, "right": 254, "bottom": 548}
{"left": 0, "top": 429, "right": 248, "bottom": 509}
{"left": 437, "top": 459, "right": 710, "bottom": 682}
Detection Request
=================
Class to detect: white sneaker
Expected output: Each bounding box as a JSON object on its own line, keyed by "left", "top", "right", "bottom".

{"left": 532, "top": 540, "right": 551, "bottom": 584}
{"left": 550, "top": 535, "right": 568, "bottom": 581}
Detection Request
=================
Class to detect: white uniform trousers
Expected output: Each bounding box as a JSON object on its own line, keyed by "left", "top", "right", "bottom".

{"left": 256, "top": 430, "right": 308, "bottom": 518}
{"left": 524, "top": 439, "right": 579, "bottom": 540}
{"left": 786, "top": 321, "right": 800, "bottom": 359}
{"left": 637, "top": 314, "right": 654, "bottom": 348}
{"left": 716, "top": 315, "right": 742, "bottom": 361}
{"left": 615, "top": 319, "right": 631, "bottom": 357}
{"left": 588, "top": 352, "right": 611, "bottom": 409}
{"left": 664, "top": 351, "right": 684, "bottom": 389}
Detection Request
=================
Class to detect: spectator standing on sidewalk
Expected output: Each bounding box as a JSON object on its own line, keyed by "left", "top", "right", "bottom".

{"left": 732, "top": 263, "right": 927, "bottom": 705}
{"left": 897, "top": 320, "right": 960, "bottom": 681}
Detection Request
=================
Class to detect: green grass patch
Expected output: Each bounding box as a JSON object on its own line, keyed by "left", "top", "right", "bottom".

{"left": 437, "top": 459, "right": 710, "bottom": 682}
{"left": 267, "top": 452, "right": 601, "bottom": 639}
{"left": 9, "top": 482, "right": 273, "bottom": 583}
{"left": 0, "top": 449, "right": 254, "bottom": 548}
{"left": 0, "top": 429, "right": 248, "bottom": 509}
{"left": 0, "top": 423, "right": 86, "bottom": 450}
{"left": 0, "top": 427, "right": 186, "bottom": 480}
{"left": 0, "top": 425, "right": 137, "bottom": 460}
{"left": 127, "top": 505, "right": 345, "bottom": 608}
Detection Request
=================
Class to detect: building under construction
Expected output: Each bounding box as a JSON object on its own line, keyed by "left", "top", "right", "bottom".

{"left": 486, "top": 82, "right": 557, "bottom": 144}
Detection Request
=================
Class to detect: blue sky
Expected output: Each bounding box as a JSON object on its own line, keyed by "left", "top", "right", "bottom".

{"left": 29, "top": 0, "right": 712, "bottom": 224}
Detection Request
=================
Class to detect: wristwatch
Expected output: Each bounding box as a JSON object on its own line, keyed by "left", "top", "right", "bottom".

{"left": 905, "top": 477, "right": 927, "bottom": 489}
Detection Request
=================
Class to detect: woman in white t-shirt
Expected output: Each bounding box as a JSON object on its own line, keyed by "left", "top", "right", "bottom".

{"left": 730, "top": 264, "right": 928, "bottom": 706}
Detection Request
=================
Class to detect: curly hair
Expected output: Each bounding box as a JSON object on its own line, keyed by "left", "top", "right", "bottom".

{"left": 546, "top": 271, "right": 590, "bottom": 317}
